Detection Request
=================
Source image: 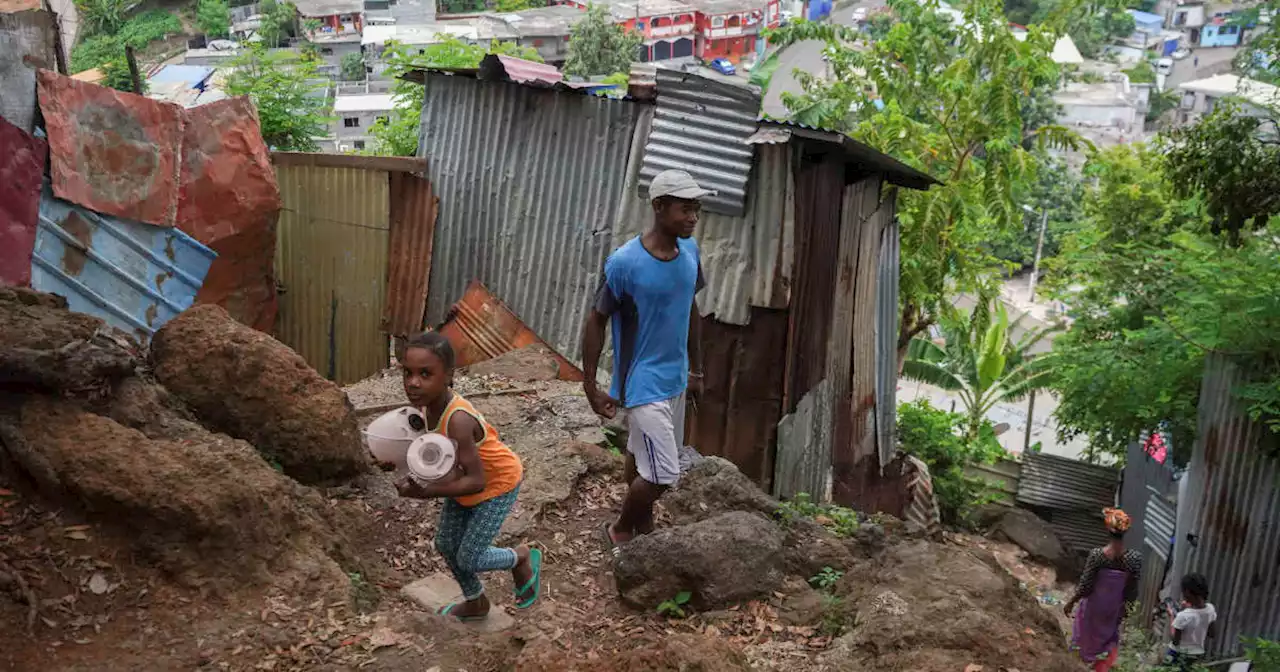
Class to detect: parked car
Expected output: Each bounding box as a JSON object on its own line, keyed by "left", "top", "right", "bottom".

{"left": 1171, "top": 47, "right": 1191, "bottom": 60}
{"left": 709, "top": 58, "right": 736, "bottom": 76}
{"left": 852, "top": 7, "right": 868, "bottom": 22}
{"left": 1156, "top": 57, "right": 1174, "bottom": 75}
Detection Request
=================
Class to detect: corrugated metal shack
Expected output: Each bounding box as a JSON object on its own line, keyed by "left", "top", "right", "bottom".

{"left": 412, "top": 56, "right": 938, "bottom": 510}
{"left": 1120, "top": 437, "right": 1181, "bottom": 629}
{"left": 1168, "top": 355, "right": 1280, "bottom": 657}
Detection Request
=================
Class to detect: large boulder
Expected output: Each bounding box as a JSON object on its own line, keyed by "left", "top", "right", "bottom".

{"left": 0, "top": 395, "right": 355, "bottom": 592}
{"left": 990, "top": 507, "right": 1067, "bottom": 568}
{"left": 613, "top": 511, "right": 785, "bottom": 610}
{"left": 0, "top": 287, "right": 139, "bottom": 396}
{"left": 663, "top": 456, "right": 780, "bottom": 525}
{"left": 150, "top": 304, "right": 365, "bottom": 484}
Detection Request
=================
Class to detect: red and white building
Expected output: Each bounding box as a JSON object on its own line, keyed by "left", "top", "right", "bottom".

{"left": 557, "top": 0, "right": 779, "bottom": 64}
{"left": 687, "top": 0, "right": 780, "bottom": 63}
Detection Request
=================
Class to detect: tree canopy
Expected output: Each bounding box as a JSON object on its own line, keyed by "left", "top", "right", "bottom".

{"left": 770, "top": 0, "right": 1082, "bottom": 357}
{"left": 225, "top": 45, "right": 330, "bottom": 151}
{"left": 196, "top": 0, "right": 231, "bottom": 39}
{"left": 564, "top": 4, "right": 641, "bottom": 78}
{"left": 1047, "top": 105, "right": 1280, "bottom": 462}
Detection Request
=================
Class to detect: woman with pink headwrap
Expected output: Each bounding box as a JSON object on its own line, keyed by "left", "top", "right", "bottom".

{"left": 1064, "top": 508, "right": 1143, "bottom": 671}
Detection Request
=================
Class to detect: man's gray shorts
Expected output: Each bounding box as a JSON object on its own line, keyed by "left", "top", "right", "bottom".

{"left": 622, "top": 392, "right": 686, "bottom": 486}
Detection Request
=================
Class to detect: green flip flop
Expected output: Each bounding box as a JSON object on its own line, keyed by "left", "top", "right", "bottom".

{"left": 438, "top": 603, "right": 487, "bottom": 623}
{"left": 514, "top": 548, "right": 543, "bottom": 609}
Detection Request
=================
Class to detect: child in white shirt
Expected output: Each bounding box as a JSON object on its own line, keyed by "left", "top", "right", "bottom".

{"left": 1168, "top": 573, "right": 1217, "bottom": 670}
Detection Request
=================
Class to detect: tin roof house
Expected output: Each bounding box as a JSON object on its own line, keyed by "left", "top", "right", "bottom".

{"left": 408, "top": 56, "right": 938, "bottom": 513}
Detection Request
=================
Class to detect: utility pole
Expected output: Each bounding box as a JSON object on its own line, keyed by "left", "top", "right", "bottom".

{"left": 1027, "top": 207, "right": 1048, "bottom": 299}
{"left": 1023, "top": 389, "right": 1036, "bottom": 453}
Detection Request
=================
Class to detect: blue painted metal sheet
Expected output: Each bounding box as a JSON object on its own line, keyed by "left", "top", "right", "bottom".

{"left": 148, "top": 64, "right": 216, "bottom": 88}
{"left": 31, "top": 187, "right": 217, "bottom": 340}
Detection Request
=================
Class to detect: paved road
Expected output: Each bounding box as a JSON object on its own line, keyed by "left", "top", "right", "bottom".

{"left": 760, "top": 0, "right": 886, "bottom": 119}
{"left": 1165, "top": 44, "right": 1242, "bottom": 89}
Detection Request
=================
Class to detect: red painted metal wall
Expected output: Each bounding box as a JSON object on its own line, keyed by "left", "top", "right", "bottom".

{"left": 0, "top": 116, "right": 46, "bottom": 286}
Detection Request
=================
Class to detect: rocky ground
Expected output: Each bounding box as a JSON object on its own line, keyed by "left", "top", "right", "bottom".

{"left": 0, "top": 290, "right": 1085, "bottom": 671}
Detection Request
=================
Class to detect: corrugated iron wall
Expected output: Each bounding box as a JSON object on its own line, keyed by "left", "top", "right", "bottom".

{"left": 274, "top": 162, "right": 391, "bottom": 384}
{"left": 1017, "top": 451, "right": 1119, "bottom": 554}
{"left": 1170, "top": 356, "right": 1280, "bottom": 657}
{"left": 418, "top": 74, "right": 640, "bottom": 362}
{"left": 612, "top": 107, "right": 792, "bottom": 326}
{"left": 1121, "top": 438, "right": 1179, "bottom": 562}
{"left": 382, "top": 172, "right": 437, "bottom": 338}
{"left": 875, "top": 214, "right": 900, "bottom": 469}
{"left": 638, "top": 69, "right": 760, "bottom": 216}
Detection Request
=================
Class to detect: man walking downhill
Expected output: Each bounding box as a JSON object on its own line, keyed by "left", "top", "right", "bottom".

{"left": 581, "top": 169, "right": 708, "bottom": 551}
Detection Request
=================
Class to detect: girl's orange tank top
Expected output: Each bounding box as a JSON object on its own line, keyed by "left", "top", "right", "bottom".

{"left": 433, "top": 393, "right": 522, "bottom": 507}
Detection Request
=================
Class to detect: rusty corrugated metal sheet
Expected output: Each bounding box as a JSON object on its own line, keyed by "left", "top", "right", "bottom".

{"left": 1121, "top": 437, "right": 1179, "bottom": 559}
{"left": 783, "top": 154, "right": 844, "bottom": 414}
{"left": 183, "top": 98, "right": 281, "bottom": 332}
{"left": 828, "top": 178, "right": 875, "bottom": 501}
{"left": 775, "top": 377, "right": 833, "bottom": 500}
{"left": 177, "top": 97, "right": 281, "bottom": 244}
{"left": 0, "top": 115, "right": 46, "bottom": 286}
{"left": 875, "top": 210, "right": 900, "bottom": 469}
{"left": 417, "top": 72, "right": 640, "bottom": 364}
{"left": 833, "top": 177, "right": 888, "bottom": 506}
{"left": 613, "top": 107, "right": 792, "bottom": 325}
{"left": 274, "top": 160, "right": 391, "bottom": 385}
{"left": 639, "top": 69, "right": 760, "bottom": 216}
{"left": 482, "top": 53, "right": 564, "bottom": 86}
{"left": 0, "top": 9, "right": 56, "bottom": 134}
{"left": 32, "top": 185, "right": 217, "bottom": 341}
{"left": 1170, "top": 355, "right": 1280, "bottom": 658}
{"left": 38, "top": 69, "right": 184, "bottom": 227}
{"left": 382, "top": 172, "right": 437, "bottom": 338}
{"left": 437, "top": 280, "right": 584, "bottom": 382}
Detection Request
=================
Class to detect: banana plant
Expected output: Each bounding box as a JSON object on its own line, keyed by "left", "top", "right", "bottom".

{"left": 902, "top": 297, "right": 1058, "bottom": 441}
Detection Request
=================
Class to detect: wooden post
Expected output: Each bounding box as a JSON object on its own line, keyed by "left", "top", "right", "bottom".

{"left": 1023, "top": 390, "right": 1037, "bottom": 453}
{"left": 125, "top": 46, "right": 143, "bottom": 95}
{"left": 41, "top": 0, "right": 68, "bottom": 75}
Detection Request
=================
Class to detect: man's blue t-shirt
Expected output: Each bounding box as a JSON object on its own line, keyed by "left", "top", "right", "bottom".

{"left": 594, "top": 236, "right": 704, "bottom": 408}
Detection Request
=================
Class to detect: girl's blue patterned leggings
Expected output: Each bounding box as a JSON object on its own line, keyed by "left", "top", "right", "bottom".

{"left": 434, "top": 484, "right": 520, "bottom": 600}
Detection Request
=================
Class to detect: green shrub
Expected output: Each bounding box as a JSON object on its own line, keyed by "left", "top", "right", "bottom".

{"left": 896, "top": 399, "right": 1005, "bottom": 527}
{"left": 69, "top": 10, "right": 183, "bottom": 74}
{"left": 1246, "top": 638, "right": 1280, "bottom": 670}
{"left": 776, "top": 493, "right": 861, "bottom": 537}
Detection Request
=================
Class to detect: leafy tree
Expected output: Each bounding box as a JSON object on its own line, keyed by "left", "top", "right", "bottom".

{"left": 564, "top": 3, "right": 641, "bottom": 78}
{"left": 897, "top": 399, "right": 1006, "bottom": 526}
{"left": 340, "top": 51, "right": 366, "bottom": 81}
{"left": 865, "top": 10, "right": 896, "bottom": 40}
{"left": 1145, "top": 87, "right": 1179, "bottom": 124}
{"left": 101, "top": 57, "right": 141, "bottom": 93}
{"left": 1045, "top": 145, "right": 1207, "bottom": 460}
{"left": 258, "top": 0, "right": 298, "bottom": 48}
{"left": 1160, "top": 103, "right": 1280, "bottom": 242}
{"left": 75, "top": 0, "right": 128, "bottom": 36}
{"left": 989, "top": 154, "right": 1083, "bottom": 269}
{"left": 196, "top": 0, "right": 231, "bottom": 38}
{"left": 70, "top": 10, "right": 183, "bottom": 73}
{"left": 903, "top": 297, "right": 1056, "bottom": 442}
{"left": 225, "top": 44, "right": 329, "bottom": 151}
{"left": 370, "top": 37, "right": 543, "bottom": 156}
{"left": 495, "top": 0, "right": 546, "bottom": 11}
{"left": 771, "top": 0, "right": 1082, "bottom": 360}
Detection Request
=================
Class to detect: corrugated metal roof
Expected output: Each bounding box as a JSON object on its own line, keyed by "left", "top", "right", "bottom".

{"left": 382, "top": 172, "right": 437, "bottom": 337}
{"left": 1016, "top": 451, "right": 1119, "bottom": 511}
{"left": 613, "top": 105, "right": 791, "bottom": 326}
{"left": 417, "top": 72, "right": 641, "bottom": 362}
{"left": 480, "top": 53, "right": 565, "bottom": 87}
{"left": 639, "top": 69, "right": 760, "bottom": 216}
{"left": 31, "top": 186, "right": 217, "bottom": 341}
{"left": 760, "top": 120, "right": 939, "bottom": 191}
{"left": 1170, "top": 356, "right": 1280, "bottom": 658}
{"left": 0, "top": 115, "right": 45, "bottom": 286}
